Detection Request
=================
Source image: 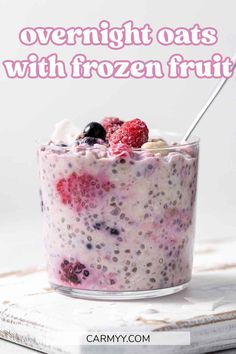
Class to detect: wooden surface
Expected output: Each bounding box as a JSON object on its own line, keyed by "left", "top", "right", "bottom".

{"left": 0, "top": 237, "right": 236, "bottom": 354}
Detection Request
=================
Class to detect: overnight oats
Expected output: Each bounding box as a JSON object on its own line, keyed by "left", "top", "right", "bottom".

{"left": 38, "top": 117, "right": 199, "bottom": 299}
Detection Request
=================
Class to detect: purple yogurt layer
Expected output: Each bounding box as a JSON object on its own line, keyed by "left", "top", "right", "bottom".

{"left": 38, "top": 143, "right": 198, "bottom": 292}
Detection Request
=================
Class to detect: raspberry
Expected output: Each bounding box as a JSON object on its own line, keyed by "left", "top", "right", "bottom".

{"left": 56, "top": 172, "right": 113, "bottom": 212}
{"left": 101, "top": 117, "right": 124, "bottom": 140}
{"left": 110, "top": 118, "right": 149, "bottom": 148}
{"left": 109, "top": 143, "right": 133, "bottom": 158}
{"left": 56, "top": 178, "right": 72, "bottom": 204}
{"left": 60, "top": 259, "right": 88, "bottom": 285}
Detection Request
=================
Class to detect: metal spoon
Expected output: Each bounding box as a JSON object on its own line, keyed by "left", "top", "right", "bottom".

{"left": 182, "top": 53, "right": 236, "bottom": 142}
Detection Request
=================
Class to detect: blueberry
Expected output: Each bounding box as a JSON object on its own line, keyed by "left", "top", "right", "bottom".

{"left": 93, "top": 222, "right": 119, "bottom": 235}
{"left": 93, "top": 222, "right": 104, "bottom": 230}
{"left": 86, "top": 243, "right": 92, "bottom": 250}
{"left": 110, "top": 228, "right": 120, "bottom": 236}
{"left": 68, "top": 273, "right": 79, "bottom": 283}
{"left": 74, "top": 262, "right": 85, "bottom": 273}
{"left": 83, "top": 270, "right": 90, "bottom": 277}
{"left": 80, "top": 137, "right": 102, "bottom": 146}
{"left": 83, "top": 122, "right": 106, "bottom": 141}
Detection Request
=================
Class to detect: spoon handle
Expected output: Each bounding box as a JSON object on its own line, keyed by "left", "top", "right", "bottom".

{"left": 182, "top": 53, "right": 236, "bottom": 143}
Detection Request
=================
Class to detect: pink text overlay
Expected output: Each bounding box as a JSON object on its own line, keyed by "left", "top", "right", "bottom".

{"left": 1, "top": 21, "right": 234, "bottom": 79}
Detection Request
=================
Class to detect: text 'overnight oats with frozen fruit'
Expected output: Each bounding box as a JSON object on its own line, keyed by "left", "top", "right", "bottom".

{"left": 38, "top": 117, "right": 199, "bottom": 299}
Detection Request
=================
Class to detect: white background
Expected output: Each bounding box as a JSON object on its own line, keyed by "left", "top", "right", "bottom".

{"left": 0, "top": 0, "right": 235, "bottom": 270}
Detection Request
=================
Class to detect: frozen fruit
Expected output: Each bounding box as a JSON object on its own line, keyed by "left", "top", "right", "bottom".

{"left": 74, "top": 261, "right": 86, "bottom": 274}
{"left": 86, "top": 243, "right": 92, "bottom": 250}
{"left": 110, "top": 118, "right": 149, "bottom": 148}
{"left": 83, "top": 122, "right": 106, "bottom": 141}
{"left": 109, "top": 228, "right": 120, "bottom": 236}
{"left": 56, "top": 172, "right": 112, "bottom": 212}
{"left": 101, "top": 117, "right": 124, "bottom": 140}
{"left": 79, "top": 137, "right": 105, "bottom": 146}
{"left": 109, "top": 143, "right": 133, "bottom": 158}
{"left": 68, "top": 273, "right": 79, "bottom": 283}
{"left": 56, "top": 178, "right": 71, "bottom": 204}
{"left": 60, "top": 259, "right": 88, "bottom": 284}
{"left": 93, "top": 222, "right": 104, "bottom": 230}
{"left": 141, "top": 139, "right": 168, "bottom": 153}
{"left": 93, "top": 222, "right": 120, "bottom": 236}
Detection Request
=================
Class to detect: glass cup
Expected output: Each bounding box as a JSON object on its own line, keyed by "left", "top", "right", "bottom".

{"left": 38, "top": 133, "right": 199, "bottom": 300}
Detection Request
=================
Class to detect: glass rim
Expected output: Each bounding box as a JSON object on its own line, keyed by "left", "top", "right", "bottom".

{"left": 38, "top": 131, "right": 200, "bottom": 152}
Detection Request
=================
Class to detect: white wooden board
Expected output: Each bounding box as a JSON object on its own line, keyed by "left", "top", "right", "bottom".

{"left": 0, "top": 237, "right": 236, "bottom": 354}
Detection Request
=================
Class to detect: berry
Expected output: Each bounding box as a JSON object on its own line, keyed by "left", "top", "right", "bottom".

{"left": 60, "top": 259, "right": 88, "bottom": 284}
{"left": 56, "top": 172, "right": 112, "bottom": 212}
{"left": 83, "top": 122, "right": 106, "bottom": 141}
{"left": 68, "top": 273, "right": 79, "bottom": 284}
{"left": 74, "top": 261, "right": 86, "bottom": 274}
{"left": 101, "top": 117, "right": 124, "bottom": 140}
{"left": 93, "top": 222, "right": 120, "bottom": 236}
{"left": 83, "top": 270, "right": 90, "bottom": 277}
{"left": 93, "top": 222, "right": 104, "bottom": 230}
{"left": 110, "top": 118, "right": 149, "bottom": 148}
{"left": 109, "top": 228, "right": 120, "bottom": 236}
{"left": 109, "top": 143, "right": 133, "bottom": 158}
{"left": 79, "top": 137, "right": 105, "bottom": 146}
{"left": 86, "top": 243, "right": 92, "bottom": 250}
{"left": 56, "top": 178, "right": 71, "bottom": 204}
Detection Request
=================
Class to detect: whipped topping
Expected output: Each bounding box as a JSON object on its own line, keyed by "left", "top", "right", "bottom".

{"left": 51, "top": 119, "right": 80, "bottom": 145}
